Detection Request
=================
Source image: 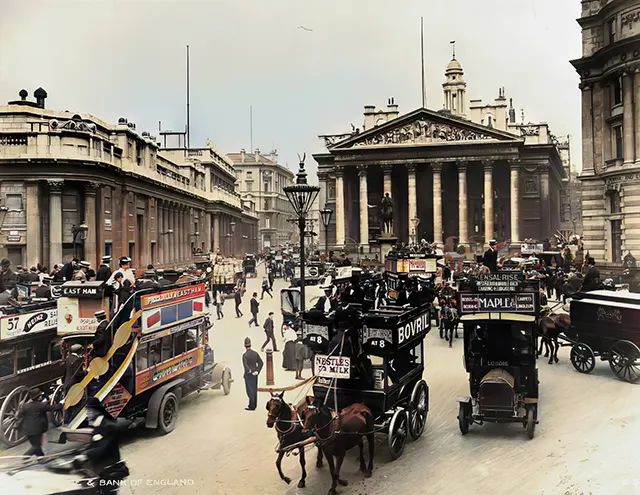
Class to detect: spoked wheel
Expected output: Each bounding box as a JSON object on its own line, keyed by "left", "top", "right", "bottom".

{"left": 388, "top": 409, "right": 408, "bottom": 460}
{"left": 526, "top": 406, "right": 536, "bottom": 440}
{"left": 408, "top": 380, "right": 428, "bottom": 440}
{"left": 157, "top": 392, "right": 179, "bottom": 434}
{"left": 458, "top": 402, "right": 470, "bottom": 435}
{"left": 570, "top": 343, "right": 596, "bottom": 374}
{"left": 50, "top": 384, "right": 65, "bottom": 427}
{"left": 0, "top": 386, "right": 30, "bottom": 446}
{"left": 609, "top": 341, "right": 640, "bottom": 383}
{"left": 222, "top": 368, "right": 232, "bottom": 395}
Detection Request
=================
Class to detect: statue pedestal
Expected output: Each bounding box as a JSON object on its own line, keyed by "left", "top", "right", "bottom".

{"left": 378, "top": 234, "right": 398, "bottom": 261}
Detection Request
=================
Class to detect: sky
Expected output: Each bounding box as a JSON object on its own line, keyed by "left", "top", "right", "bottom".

{"left": 0, "top": 0, "right": 583, "bottom": 180}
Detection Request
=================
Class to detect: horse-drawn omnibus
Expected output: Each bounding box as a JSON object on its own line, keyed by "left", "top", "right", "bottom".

{"left": 58, "top": 278, "right": 231, "bottom": 438}
{"left": 0, "top": 299, "right": 62, "bottom": 446}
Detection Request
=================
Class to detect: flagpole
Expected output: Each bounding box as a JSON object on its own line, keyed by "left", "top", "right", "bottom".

{"left": 421, "top": 17, "right": 426, "bottom": 108}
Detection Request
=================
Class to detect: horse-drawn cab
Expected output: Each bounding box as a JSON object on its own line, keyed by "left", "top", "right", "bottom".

{"left": 457, "top": 272, "right": 541, "bottom": 439}
{"left": 383, "top": 252, "right": 439, "bottom": 302}
{"left": 302, "top": 300, "right": 431, "bottom": 460}
{"left": 243, "top": 254, "right": 257, "bottom": 278}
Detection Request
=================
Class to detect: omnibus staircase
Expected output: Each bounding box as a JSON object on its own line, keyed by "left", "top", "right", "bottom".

{"left": 61, "top": 293, "right": 144, "bottom": 431}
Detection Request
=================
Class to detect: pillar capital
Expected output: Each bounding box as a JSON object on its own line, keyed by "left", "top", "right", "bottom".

{"left": 508, "top": 158, "right": 521, "bottom": 170}
{"left": 47, "top": 179, "right": 64, "bottom": 193}
{"left": 357, "top": 164, "right": 368, "bottom": 177}
{"left": 457, "top": 160, "right": 468, "bottom": 171}
{"left": 84, "top": 181, "right": 100, "bottom": 195}
{"left": 333, "top": 166, "right": 344, "bottom": 178}
{"left": 317, "top": 171, "right": 329, "bottom": 181}
{"left": 381, "top": 164, "right": 393, "bottom": 175}
{"left": 482, "top": 159, "right": 493, "bottom": 172}
{"left": 431, "top": 162, "right": 443, "bottom": 173}
{"left": 406, "top": 163, "right": 416, "bottom": 173}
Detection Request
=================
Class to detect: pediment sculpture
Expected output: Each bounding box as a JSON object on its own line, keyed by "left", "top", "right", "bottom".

{"left": 352, "top": 118, "right": 494, "bottom": 147}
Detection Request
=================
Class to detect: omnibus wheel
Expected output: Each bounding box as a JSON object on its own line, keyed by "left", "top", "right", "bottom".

{"left": 222, "top": 368, "right": 232, "bottom": 395}
{"left": 526, "top": 406, "right": 536, "bottom": 440}
{"left": 157, "top": 392, "right": 179, "bottom": 434}
{"left": 408, "top": 380, "right": 428, "bottom": 440}
{"left": 388, "top": 409, "right": 408, "bottom": 460}
{"left": 49, "top": 384, "right": 65, "bottom": 427}
{"left": 0, "top": 385, "right": 29, "bottom": 446}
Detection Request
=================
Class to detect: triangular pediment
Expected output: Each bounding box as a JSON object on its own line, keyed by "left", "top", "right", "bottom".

{"left": 329, "top": 108, "right": 521, "bottom": 150}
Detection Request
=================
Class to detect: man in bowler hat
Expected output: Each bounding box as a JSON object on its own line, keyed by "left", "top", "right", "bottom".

{"left": 242, "top": 337, "right": 263, "bottom": 410}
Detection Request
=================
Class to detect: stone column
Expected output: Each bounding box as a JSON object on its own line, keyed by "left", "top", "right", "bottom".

{"left": 335, "top": 168, "right": 345, "bottom": 247}
{"left": 213, "top": 213, "right": 221, "bottom": 254}
{"left": 580, "top": 84, "right": 594, "bottom": 175}
{"left": 540, "top": 166, "right": 550, "bottom": 239}
{"left": 382, "top": 165, "right": 392, "bottom": 196}
{"left": 635, "top": 70, "right": 640, "bottom": 163}
{"left": 157, "top": 202, "right": 163, "bottom": 264}
{"left": 358, "top": 166, "right": 369, "bottom": 246}
{"left": 163, "top": 204, "right": 170, "bottom": 263}
{"left": 25, "top": 182, "right": 41, "bottom": 268}
{"left": 172, "top": 207, "right": 179, "bottom": 264}
{"left": 146, "top": 198, "right": 154, "bottom": 265}
{"left": 457, "top": 161, "right": 468, "bottom": 245}
{"left": 407, "top": 164, "right": 417, "bottom": 242}
{"left": 483, "top": 160, "right": 494, "bottom": 245}
{"left": 623, "top": 71, "right": 635, "bottom": 164}
{"left": 432, "top": 163, "right": 443, "bottom": 247}
{"left": 84, "top": 182, "right": 99, "bottom": 267}
{"left": 48, "top": 180, "right": 64, "bottom": 266}
{"left": 510, "top": 161, "right": 520, "bottom": 243}
{"left": 205, "top": 212, "right": 212, "bottom": 252}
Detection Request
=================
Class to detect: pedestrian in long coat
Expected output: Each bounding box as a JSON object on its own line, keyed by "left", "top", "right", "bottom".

{"left": 242, "top": 337, "right": 263, "bottom": 411}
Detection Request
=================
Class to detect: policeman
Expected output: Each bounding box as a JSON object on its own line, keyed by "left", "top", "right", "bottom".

{"left": 242, "top": 337, "right": 263, "bottom": 411}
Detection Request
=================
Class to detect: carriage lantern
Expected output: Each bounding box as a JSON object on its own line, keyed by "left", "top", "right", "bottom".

{"left": 284, "top": 155, "right": 320, "bottom": 312}
{"left": 320, "top": 205, "right": 333, "bottom": 257}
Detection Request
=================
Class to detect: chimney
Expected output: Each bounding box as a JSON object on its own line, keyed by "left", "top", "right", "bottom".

{"left": 33, "top": 87, "right": 47, "bottom": 109}
{"left": 509, "top": 98, "right": 516, "bottom": 123}
{"left": 254, "top": 148, "right": 260, "bottom": 161}
{"left": 19, "top": 89, "right": 27, "bottom": 101}
{"left": 387, "top": 97, "right": 399, "bottom": 120}
{"left": 363, "top": 105, "right": 376, "bottom": 131}
{"left": 240, "top": 148, "right": 246, "bottom": 163}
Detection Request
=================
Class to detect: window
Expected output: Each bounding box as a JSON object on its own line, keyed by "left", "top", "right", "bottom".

{"left": 186, "top": 329, "right": 198, "bottom": 351}
{"left": 149, "top": 339, "right": 162, "bottom": 366}
{"left": 327, "top": 179, "right": 336, "bottom": 200}
{"left": 0, "top": 348, "right": 14, "bottom": 378}
{"left": 265, "top": 218, "right": 270, "bottom": 229}
{"left": 174, "top": 331, "right": 186, "bottom": 355}
{"left": 246, "top": 182, "right": 253, "bottom": 192}
{"left": 34, "top": 345, "right": 49, "bottom": 366}
{"left": 78, "top": 145, "right": 88, "bottom": 156}
{"left": 246, "top": 171, "right": 252, "bottom": 177}
{"left": 161, "top": 336, "right": 172, "bottom": 361}
{"left": 613, "top": 77, "right": 623, "bottom": 105}
{"left": 104, "top": 192, "right": 112, "bottom": 214}
{"left": 451, "top": 93, "right": 457, "bottom": 111}
{"left": 613, "top": 125, "right": 624, "bottom": 159}
{"left": 5, "top": 194, "right": 22, "bottom": 211}
{"left": 487, "top": 115, "right": 493, "bottom": 127}
{"left": 610, "top": 190, "right": 621, "bottom": 214}
{"left": 608, "top": 18, "right": 617, "bottom": 45}
{"left": 16, "top": 348, "right": 32, "bottom": 371}
{"left": 137, "top": 344, "right": 149, "bottom": 370}
{"left": 264, "top": 199, "right": 270, "bottom": 211}
{"left": 612, "top": 220, "right": 622, "bottom": 264}
{"left": 49, "top": 340, "right": 62, "bottom": 362}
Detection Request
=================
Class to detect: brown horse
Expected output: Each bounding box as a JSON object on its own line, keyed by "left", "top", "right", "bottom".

{"left": 266, "top": 392, "right": 324, "bottom": 488}
{"left": 301, "top": 397, "right": 374, "bottom": 495}
{"left": 538, "top": 308, "right": 571, "bottom": 364}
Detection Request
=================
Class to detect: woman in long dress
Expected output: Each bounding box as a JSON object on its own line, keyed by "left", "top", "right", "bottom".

{"left": 282, "top": 324, "right": 298, "bottom": 371}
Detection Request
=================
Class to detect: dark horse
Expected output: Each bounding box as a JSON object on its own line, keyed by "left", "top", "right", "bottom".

{"left": 441, "top": 298, "right": 459, "bottom": 347}
{"left": 266, "top": 392, "right": 324, "bottom": 488}
{"left": 537, "top": 309, "right": 571, "bottom": 364}
{"left": 301, "top": 397, "right": 374, "bottom": 495}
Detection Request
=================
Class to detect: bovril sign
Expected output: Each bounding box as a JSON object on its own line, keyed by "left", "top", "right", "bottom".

{"left": 397, "top": 312, "right": 430, "bottom": 345}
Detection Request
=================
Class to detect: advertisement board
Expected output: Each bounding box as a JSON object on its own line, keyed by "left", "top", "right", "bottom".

{"left": 1, "top": 308, "right": 57, "bottom": 340}
{"left": 314, "top": 355, "right": 351, "bottom": 379}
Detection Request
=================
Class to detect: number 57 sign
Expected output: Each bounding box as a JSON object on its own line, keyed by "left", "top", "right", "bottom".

{"left": 314, "top": 355, "right": 351, "bottom": 379}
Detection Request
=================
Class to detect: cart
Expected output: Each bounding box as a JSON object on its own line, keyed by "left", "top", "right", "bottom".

{"left": 243, "top": 255, "right": 257, "bottom": 278}
{"left": 567, "top": 290, "right": 640, "bottom": 383}
{"left": 456, "top": 273, "right": 541, "bottom": 439}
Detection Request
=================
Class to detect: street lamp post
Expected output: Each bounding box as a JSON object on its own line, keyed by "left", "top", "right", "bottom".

{"left": 320, "top": 205, "right": 333, "bottom": 258}
{"left": 71, "top": 221, "right": 89, "bottom": 259}
{"left": 283, "top": 155, "right": 320, "bottom": 313}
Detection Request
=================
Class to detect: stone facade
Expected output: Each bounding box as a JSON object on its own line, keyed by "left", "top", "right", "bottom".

{"left": 315, "top": 59, "right": 565, "bottom": 254}
{"left": 0, "top": 89, "right": 258, "bottom": 270}
{"left": 227, "top": 150, "right": 296, "bottom": 249}
{"left": 571, "top": 0, "right": 640, "bottom": 263}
